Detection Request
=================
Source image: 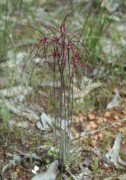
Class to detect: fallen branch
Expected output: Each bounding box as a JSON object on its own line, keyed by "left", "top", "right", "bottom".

{"left": 15, "top": 149, "right": 42, "bottom": 162}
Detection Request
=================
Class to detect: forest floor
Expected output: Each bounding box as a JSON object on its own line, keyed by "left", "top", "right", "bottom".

{"left": 0, "top": 0, "right": 126, "bottom": 179}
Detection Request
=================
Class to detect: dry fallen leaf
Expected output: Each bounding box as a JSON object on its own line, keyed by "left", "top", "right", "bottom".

{"left": 98, "top": 133, "right": 103, "bottom": 141}
{"left": 89, "top": 121, "right": 97, "bottom": 129}
{"left": 87, "top": 121, "right": 97, "bottom": 130}
{"left": 94, "top": 135, "right": 98, "bottom": 141}
{"left": 97, "top": 117, "right": 104, "bottom": 124}
{"left": 76, "top": 114, "right": 84, "bottom": 123}
{"left": 114, "top": 116, "right": 119, "bottom": 121}
{"left": 93, "top": 133, "right": 103, "bottom": 142}
{"left": 103, "top": 118, "right": 107, "bottom": 123}
{"left": 86, "top": 125, "right": 91, "bottom": 131}
{"left": 91, "top": 140, "right": 97, "bottom": 147}
{"left": 88, "top": 113, "right": 96, "bottom": 121}
{"left": 104, "top": 111, "right": 111, "bottom": 118}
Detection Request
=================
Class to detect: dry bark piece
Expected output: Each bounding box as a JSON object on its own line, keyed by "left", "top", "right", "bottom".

{"left": 5, "top": 100, "right": 39, "bottom": 121}
{"left": 105, "top": 132, "right": 126, "bottom": 168}
{"left": 118, "top": 174, "right": 126, "bottom": 180}
{"left": 101, "top": 0, "right": 119, "bottom": 12}
{"left": 106, "top": 91, "right": 121, "bottom": 109}
{"left": 36, "top": 112, "right": 53, "bottom": 131}
{"left": 31, "top": 160, "right": 59, "bottom": 180}
{"left": 105, "top": 132, "right": 121, "bottom": 167}
{"left": 0, "top": 86, "right": 32, "bottom": 98}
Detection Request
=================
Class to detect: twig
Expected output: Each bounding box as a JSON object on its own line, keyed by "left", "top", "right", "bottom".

{"left": 15, "top": 148, "right": 42, "bottom": 162}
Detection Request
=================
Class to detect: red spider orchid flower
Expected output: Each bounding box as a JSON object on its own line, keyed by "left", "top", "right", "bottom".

{"left": 67, "top": 42, "right": 73, "bottom": 49}
{"left": 40, "top": 36, "right": 48, "bottom": 44}
{"left": 53, "top": 47, "right": 60, "bottom": 58}
{"left": 51, "top": 37, "right": 60, "bottom": 44}
{"left": 73, "top": 51, "right": 80, "bottom": 67}
{"left": 60, "top": 22, "right": 66, "bottom": 35}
